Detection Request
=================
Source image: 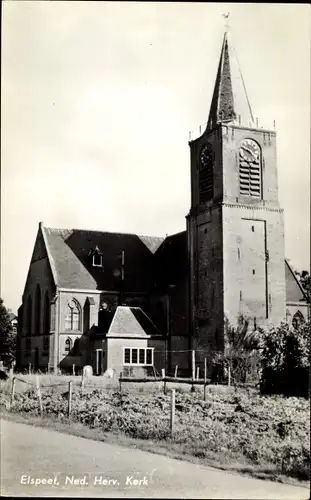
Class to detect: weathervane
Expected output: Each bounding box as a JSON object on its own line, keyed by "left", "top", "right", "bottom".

{"left": 222, "top": 12, "right": 230, "bottom": 32}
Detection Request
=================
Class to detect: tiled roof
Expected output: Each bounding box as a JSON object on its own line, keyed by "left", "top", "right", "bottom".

{"left": 43, "top": 227, "right": 96, "bottom": 289}
{"left": 37, "top": 224, "right": 306, "bottom": 307}
{"left": 107, "top": 306, "right": 163, "bottom": 337}
{"left": 42, "top": 225, "right": 164, "bottom": 291}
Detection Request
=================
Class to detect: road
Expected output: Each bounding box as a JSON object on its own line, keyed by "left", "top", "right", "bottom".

{"left": 1, "top": 419, "right": 309, "bottom": 499}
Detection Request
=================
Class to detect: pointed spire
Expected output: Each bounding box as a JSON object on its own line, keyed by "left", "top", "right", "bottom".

{"left": 206, "top": 26, "right": 254, "bottom": 132}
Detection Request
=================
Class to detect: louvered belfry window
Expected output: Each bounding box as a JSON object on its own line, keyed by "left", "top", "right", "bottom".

{"left": 199, "top": 144, "right": 214, "bottom": 203}
{"left": 239, "top": 139, "right": 261, "bottom": 198}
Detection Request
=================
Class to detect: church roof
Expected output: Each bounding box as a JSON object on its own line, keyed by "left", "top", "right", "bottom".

{"left": 27, "top": 223, "right": 308, "bottom": 308}
{"left": 154, "top": 230, "right": 188, "bottom": 290}
{"left": 40, "top": 224, "right": 164, "bottom": 292}
{"left": 8, "top": 312, "right": 17, "bottom": 322}
{"left": 107, "top": 306, "right": 163, "bottom": 338}
{"left": 285, "top": 259, "right": 308, "bottom": 302}
{"left": 206, "top": 30, "right": 254, "bottom": 132}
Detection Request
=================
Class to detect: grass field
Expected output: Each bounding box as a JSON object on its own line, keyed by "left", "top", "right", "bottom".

{"left": 1, "top": 373, "right": 309, "bottom": 485}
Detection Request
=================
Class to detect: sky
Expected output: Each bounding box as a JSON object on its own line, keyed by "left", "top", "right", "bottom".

{"left": 1, "top": 2, "right": 310, "bottom": 313}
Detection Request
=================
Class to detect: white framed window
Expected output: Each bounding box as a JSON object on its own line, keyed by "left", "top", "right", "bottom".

{"left": 123, "top": 347, "right": 154, "bottom": 366}
{"left": 92, "top": 254, "right": 103, "bottom": 267}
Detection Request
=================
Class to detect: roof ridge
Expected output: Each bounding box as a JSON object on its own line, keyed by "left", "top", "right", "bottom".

{"left": 138, "top": 307, "right": 162, "bottom": 334}
{"left": 285, "top": 259, "right": 309, "bottom": 301}
{"left": 44, "top": 226, "right": 165, "bottom": 239}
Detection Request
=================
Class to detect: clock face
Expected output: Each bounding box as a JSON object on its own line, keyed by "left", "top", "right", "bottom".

{"left": 239, "top": 139, "right": 260, "bottom": 163}
{"left": 200, "top": 144, "right": 213, "bottom": 169}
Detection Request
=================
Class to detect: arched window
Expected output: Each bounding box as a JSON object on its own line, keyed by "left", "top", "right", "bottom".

{"left": 65, "top": 337, "right": 72, "bottom": 353}
{"left": 44, "top": 292, "right": 50, "bottom": 334}
{"left": 35, "top": 285, "right": 41, "bottom": 334}
{"left": 239, "top": 139, "right": 262, "bottom": 198}
{"left": 292, "top": 310, "right": 305, "bottom": 329}
{"left": 27, "top": 295, "right": 32, "bottom": 336}
{"left": 65, "top": 299, "right": 81, "bottom": 331}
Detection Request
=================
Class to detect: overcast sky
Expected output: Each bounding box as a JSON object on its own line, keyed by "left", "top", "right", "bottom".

{"left": 1, "top": 2, "right": 310, "bottom": 312}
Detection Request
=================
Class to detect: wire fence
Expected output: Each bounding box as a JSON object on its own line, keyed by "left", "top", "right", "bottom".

{"left": 2, "top": 368, "right": 258, "bottom": 421}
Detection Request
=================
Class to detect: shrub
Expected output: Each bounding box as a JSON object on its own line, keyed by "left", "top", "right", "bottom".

{"left": 260, "top": 321, "right": 310, "bottom": 398}
{"left": 281, "top": 442, "right": 310, "bottom": 480}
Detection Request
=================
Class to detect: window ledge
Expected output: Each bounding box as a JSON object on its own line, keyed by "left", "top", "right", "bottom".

{"left": 123, "top": 363, "right": 153, "bottom": 367}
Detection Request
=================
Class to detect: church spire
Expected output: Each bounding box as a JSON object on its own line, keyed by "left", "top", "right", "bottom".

{"left": 206, "top": 22, "right": 254, "bottom": 132}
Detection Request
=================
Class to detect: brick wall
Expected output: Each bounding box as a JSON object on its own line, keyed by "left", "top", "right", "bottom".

{"left": 57, "top": 290, "right": 101, "bottom": 370}
{"left": 18, "top": 227, "right": 56, "bottom": 370}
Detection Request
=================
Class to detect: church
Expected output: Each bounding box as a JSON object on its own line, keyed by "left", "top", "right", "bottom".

{"left": 16, "top": 29, "right": 309, "bottom": 376}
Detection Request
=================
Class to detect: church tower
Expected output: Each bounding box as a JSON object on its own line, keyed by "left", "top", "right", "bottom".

{"left": 186, "top": 28, "right": 286, "bottom": 363}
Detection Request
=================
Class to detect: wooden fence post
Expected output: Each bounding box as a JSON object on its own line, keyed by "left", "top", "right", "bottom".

{"left": 9, "top": 377, "right": 16, "bottom": 410}
{"left": 174, "top": 365, "right": 178, "bottom": 378}
{"left": 162, "top": 369, "right": 166, "bottom": 394}
{"left": 35, "top": 374, "right": 43, "bottom": 418}
{"left": 204, "top": 358, "right": 207, "bottom": 401}
{"left": 191, "top": 350, "right": 195, "bottom": 391}
{"left": 192, "top": 350, "right": 195, "bottom": 380}
{"left": 170, "top": 389, "right": 175, "bottom": 436}
{"left": 228, "top": 365, "right": 231, "bottom": 387}
{"left": 72, "top": 364, "right": 75, "bottom": 376}
{"left": 68, "top": 381, "right": 72, "bottom": 417}
{"left": 81, "top": 371, "right": 85, "bottom": 393}
{"left": 28, "top": 363, "right": 31, "bottom": 375}
{"left": 119, "top": 372, "right": 122, "bottom": 392}
{"left": 196, "top": 367, "right": 199, "bottom": 380}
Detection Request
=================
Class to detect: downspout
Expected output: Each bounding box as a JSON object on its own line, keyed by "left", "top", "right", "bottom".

{"left": 53, "top": 287, "right": 59, "bottom": 373}
{"left": 57, "top": 287, "right": 61, "bottom": 371}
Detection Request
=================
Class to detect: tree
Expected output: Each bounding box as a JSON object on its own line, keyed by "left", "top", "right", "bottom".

{"left": 211, "top": 315, "right": 261, "bottom": 384}
{"left": 295, "top": 269, "right": 310, "bottom": 303}
{"left": 299, "top": 270, "right": 310, "bottom": 302}
{"left": 260, "top": 320, "right": 310, "bottom": 398}
{"left": 0, "top": 298, "right": 16, "bottom": 367}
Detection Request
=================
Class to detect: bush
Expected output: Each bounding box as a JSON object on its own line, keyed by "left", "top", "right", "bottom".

{"left": 281, "top": 442, "right": 310, "bottom": 480}
{"left": 260, "top": 321, "right": 310, "bottom": 398}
